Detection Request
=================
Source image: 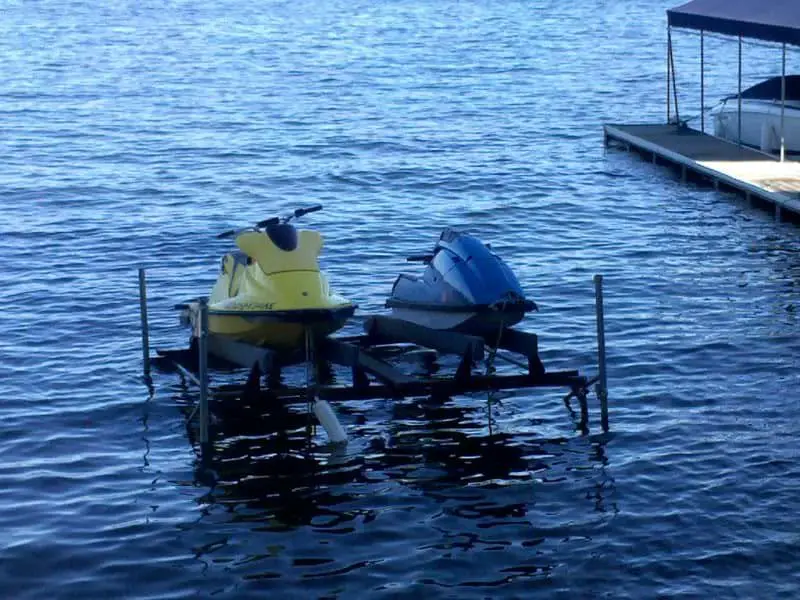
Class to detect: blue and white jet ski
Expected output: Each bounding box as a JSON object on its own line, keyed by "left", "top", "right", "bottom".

{"left": 386, "top": 228, "right": 537, "bottom": 335}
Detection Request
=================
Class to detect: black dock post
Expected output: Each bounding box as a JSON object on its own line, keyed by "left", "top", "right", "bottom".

{"left": 138, "top": 268, "right": 150, "bottom": 374}
{"left": 594, "top": 275, "right": 609, "bottom": 431}
{"left": 198, "top": 299, "right": 209, "bottom": 445}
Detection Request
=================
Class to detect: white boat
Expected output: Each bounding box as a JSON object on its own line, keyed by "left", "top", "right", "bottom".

{"left": 710, "top": 75, "right": 800, "bottom": 154}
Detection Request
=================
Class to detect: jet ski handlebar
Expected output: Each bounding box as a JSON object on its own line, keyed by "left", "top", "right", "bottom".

{"left": 217, "top": 204, "right": 323, "bottom": 239}
{"left": 255, "top": 216, "right": 281, "bottom": 228}
{"left": 290, "top": 204, "right": 322, "bottom": 220}
{"left": 257, "top": 204, "right": 322, "bottom": 227}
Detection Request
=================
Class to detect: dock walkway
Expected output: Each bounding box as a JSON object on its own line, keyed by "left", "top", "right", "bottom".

{"left": 604, "top": 123, "right": 800, "bottom": 221}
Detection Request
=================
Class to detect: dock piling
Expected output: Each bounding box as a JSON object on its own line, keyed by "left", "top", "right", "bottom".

{"left": 198, "top": 299, "right": 209, "bottom": 445}
{"left": 138, "top": 268, "right": 151, "bottom": 374}
{"left": 594, "top": 275, "right": 609, "bottom": 432}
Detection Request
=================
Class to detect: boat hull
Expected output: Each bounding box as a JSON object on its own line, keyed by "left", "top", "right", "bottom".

{"left": 711, "top": 100, "right": 800, "bottom": 153}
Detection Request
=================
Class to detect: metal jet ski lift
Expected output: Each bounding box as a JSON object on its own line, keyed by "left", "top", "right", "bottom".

{"left": 138, "top": 269, "right": 610, "bottom": 448}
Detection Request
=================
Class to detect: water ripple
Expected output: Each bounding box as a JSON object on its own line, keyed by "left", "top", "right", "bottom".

{"left": 2, "top": 0, "right": 800, "bottom": 598}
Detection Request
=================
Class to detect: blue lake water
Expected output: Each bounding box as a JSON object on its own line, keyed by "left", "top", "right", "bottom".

{"left": 2, "top": 0, "right": 799, "bottom": 597}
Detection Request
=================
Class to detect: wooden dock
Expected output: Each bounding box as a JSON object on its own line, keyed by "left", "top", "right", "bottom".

{"left": 604, "top": 124, "right": 800, "bottom": 222}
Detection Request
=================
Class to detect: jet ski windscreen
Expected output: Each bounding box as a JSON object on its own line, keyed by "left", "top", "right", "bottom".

{"left": 266, "top": 223, "right": 298, "bottom": 251}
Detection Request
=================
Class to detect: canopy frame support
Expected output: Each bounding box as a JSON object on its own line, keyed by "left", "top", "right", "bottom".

{"left": 781, "top": 43, "right": 787, "bottom": 162}
{"left": 738, "top": 34, "right": 743, "bottom": 146}
{"left": 667, "top": 27, "right": 680, "bottom": 124}
{"left": 667, "top": 26, "right": 671, "bottom": 122}
{"left": 700, "top": 30, "right": 705, "bottom": 133}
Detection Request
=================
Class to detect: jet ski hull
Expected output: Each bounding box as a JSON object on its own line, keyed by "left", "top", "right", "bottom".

{"left": 387, "top": 228, "right": 536, "bottom": 335}
{"left": 388, "top": 304, "right": 530, "bottom": 335}
{"left": 189, "top": 304, "right": 356, "bottom": 349}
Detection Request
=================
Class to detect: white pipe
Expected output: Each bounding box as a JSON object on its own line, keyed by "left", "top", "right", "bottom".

{"left": 314, "top": 400, "right": 347, "bottom": 444}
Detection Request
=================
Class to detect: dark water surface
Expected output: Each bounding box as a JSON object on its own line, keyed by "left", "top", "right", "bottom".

{"left": 2, "top": 1, "right": 799, "bottom": 598}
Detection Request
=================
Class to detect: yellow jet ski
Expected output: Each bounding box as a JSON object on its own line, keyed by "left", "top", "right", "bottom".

{"left": 183, "top": 205, "right": 356, "bottom": 350}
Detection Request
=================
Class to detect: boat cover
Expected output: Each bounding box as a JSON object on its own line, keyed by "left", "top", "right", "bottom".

{"left": 668, "top": 0, "right": 800, "bottom": 47}
{"left": 735, "top": 75, "right": 800, "bottom": 101}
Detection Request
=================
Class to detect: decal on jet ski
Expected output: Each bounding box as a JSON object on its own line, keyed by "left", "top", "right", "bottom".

{"left": 235, "top": 303, "right": 275, "bottom": 310}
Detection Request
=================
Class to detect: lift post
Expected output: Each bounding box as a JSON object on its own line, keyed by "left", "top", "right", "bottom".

{"left": 197, "top": 299, "right": 209, "bottom": 445}
{"left": 594, "top": 274, "right": 609, "bottom": 432}
{"left": 138, "top": 268, "right": 150, "bottom": 374}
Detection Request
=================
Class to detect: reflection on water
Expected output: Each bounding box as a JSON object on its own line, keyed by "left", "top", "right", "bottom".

{"left": 164, "top": 379, "right": 616, "bottom": 591}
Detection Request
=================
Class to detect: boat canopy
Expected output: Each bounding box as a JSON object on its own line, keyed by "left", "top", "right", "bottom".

{"left": 735, "top": 75, "right": 800, "bottom": 101}
{"left": 668, "top": 0, "right": 800, "bottom": 47}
